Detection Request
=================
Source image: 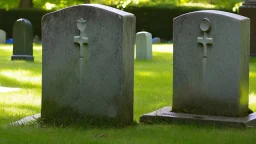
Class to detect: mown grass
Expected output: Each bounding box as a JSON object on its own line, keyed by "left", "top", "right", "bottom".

{"left": 0, "top": 44, "right": 256, "bottom": 144}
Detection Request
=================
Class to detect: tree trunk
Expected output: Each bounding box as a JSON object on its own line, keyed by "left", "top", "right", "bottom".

{"left": 19, "top": 0, "right": 33, "bottom": 8}
{"left": 84, "top": 0, "right": 91, "bottom": 3}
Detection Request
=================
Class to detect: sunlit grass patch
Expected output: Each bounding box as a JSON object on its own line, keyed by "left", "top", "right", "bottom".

{"left": 0, "top": 44, "right": 256, "bottom": 143}
{"left": 249, "top": 93, "right": 256, "bottom": 111}
{"left": 0, "top": 69, "right": 41, "bottom": 86}
{"left": 0, "top": 89, "right": 41, "bottom": 125}
{"left": 179, "top": 2, "right": 216, "bottom": 8}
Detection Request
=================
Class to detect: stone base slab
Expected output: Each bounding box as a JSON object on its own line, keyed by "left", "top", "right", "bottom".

{"left": 11, "top": 55, "right": 34, "bottom": 61}
{"left": 7, "top": 113, "right": 41, "bottom": 126}
{"left": 140, "top": 107, "right": 256, "bottom": 128}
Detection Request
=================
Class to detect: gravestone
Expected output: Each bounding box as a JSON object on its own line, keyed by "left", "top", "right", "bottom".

{"left": 239, "top": 0, "right": 256, "bottom": 56}
{"left": 152, "top": 37, "right": 161, "bottom": 44}
{"left": 33, "top": 35, "right": 41, "bottom": 43}
{"left": 11, "top": 18, "right": 34, "bottom": 61}
{"left": 136, "top": 31, "right": 152, "bottom": 60}
{"left": 172, "top": 11, "right": 250, "bottom": 117}
{"left": 0, "top": 29, "right": 6, "bottom": 43}
{"left": 140, "top": 10, "right": 256, "bottom": 127}
{"left": 41, "top": 4, "right": 136, "bottom": 126}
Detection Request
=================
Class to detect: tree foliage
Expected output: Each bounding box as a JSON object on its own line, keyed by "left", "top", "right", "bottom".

{"left": 0, "top": 0, "right": 245, "bottom": 10}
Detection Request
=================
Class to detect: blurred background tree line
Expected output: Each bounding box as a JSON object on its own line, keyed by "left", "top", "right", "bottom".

{"left": 0, "top": 0, "right": 245, "bottom": 10}
{"left": 0, "top": 0, "right": 245, "bottom": 40}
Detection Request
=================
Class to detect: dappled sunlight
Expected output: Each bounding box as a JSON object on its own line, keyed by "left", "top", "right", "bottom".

{"left": 135, "top": 70, "right": 172, "bottom": 81}
{"left": 152, "top": 44, "right": 173, "bottom": 53}
{"left": 137, "top": 71, "right": 156, "bottom": 77}
{"left": 33, "top": 45, "right": 43, "bottom": 50}
{"left": 2, "top": 106, "right": 39, "bottom": 117}
{"left": 0, "top": 86, "right": 21, "bottom": 93}
{"left": 0, "top": 90, "right": 41, "bottom": 106}
{"left": 249, "top": 93, "right": 256, "bottom": 111}
{"left": 0, "top": 44, "right": 44, "bottom": 51}
{"left": 0, "top": 44, "right": 13, "bottom": 51}
{"left": 249, "top": 72, "right": 256, "bottom": 78}
{"left": 0, "top": 44, "right": 42, "bottom": 50}
{"left": 249, "top": 93, "right": 256, "bottom": 105}
{"left": 0, "top": 89, "right": 41, "bottom": 124}
{"left": 0, "top": 69, "right": 41, "bottom": 85}
{"left": 180, "top": 2, "right": 216, "bottom": 8}
{"left": 44, "top": 2, "right": 56, "bottom": 10}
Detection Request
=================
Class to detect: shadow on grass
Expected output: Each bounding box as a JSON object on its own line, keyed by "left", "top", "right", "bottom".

{"left": 2, "top": 103, "right": 40, "bottom": 112}
{"left": 0, "top": 103, "right": 40, "bottom": 125}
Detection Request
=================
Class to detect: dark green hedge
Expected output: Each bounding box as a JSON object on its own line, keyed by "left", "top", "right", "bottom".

{"left": 0, "top": 6, "right": 234, "bottom": 40}
{"left": 123, "top": 5, "right": 234, "bottom": 40}
{"left": 0, "top": 8, "right": 49, "bottom": 39}
{"left": 0, "top": 8, "right": 6, "bottom": 30}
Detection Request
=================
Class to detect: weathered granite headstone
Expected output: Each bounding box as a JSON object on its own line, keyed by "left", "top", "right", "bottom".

{"left": 11, "top": 18, "right": 34, "bottom": 61}
{"left": 136, "top": 31, "right": 152, "bottom": 60}
{"left": 172, "top": 11, "right": 250, "bottom": 117}
{"left": 240, "top": 0, "right": 256, "bottom": 56}
{"left": 0, "top": 29, "right": 6, "bottom": 43}
{"left": 140, "top": 10, "right": 256, "bottom": 127}
{"left": 41, "top": 4, "right": 136, "bottom": 126}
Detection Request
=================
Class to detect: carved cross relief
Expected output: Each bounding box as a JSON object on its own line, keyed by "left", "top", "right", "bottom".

{"left": 197, "top": 18, "right": 213, "bottom": 80}
{"left": 74, "top": 18, "right": 89, "bottom": 83}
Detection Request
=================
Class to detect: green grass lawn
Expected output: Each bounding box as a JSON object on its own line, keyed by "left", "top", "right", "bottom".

{"left": 1, "top": 44, "right": 256, "bottom": 144}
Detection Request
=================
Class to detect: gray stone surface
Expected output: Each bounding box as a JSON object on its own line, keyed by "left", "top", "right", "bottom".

{"left": 140, "top": 107, "right": 256, "bottom": 128}
{"left": 0, "top": 29, "right": 6, "bottom": 44}
{"left": 173, "top": 10, "right": 250, "bottom": 117}
{"left": 12, "top": 18, "right": 34, "bottom": 61}
{"left": 136, "top": 31, "right": 152, "bottom": 60}
{"left": 41, "top": 4, "right": 136, "bottom": 126}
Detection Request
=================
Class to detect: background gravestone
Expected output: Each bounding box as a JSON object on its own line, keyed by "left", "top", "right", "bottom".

{"left": 239, "top": 0, "right": 256, "bottom": 56}
{"left": 140, "top": 10, "right": 256, "bottom": 127}
{"left": 172, "top": 10, "right": 249, "bottom": 117}
{"left": 136, "top": 31, "right": 152, "bottom": 60}
{"left": 41, "top": 4, "right": 136, "bottom": 126}
{"left": 11, "top": 18, "right": 34, "bottom": 61}
{"left": 0, "top": 29, "right": 6, "bottom": 43}
{"left": 152, "top": 37, "right": 161, "bottom": 44}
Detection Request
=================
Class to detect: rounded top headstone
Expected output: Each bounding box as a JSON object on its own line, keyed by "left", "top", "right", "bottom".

{"left": 200, "top": 18, "right": 211, "bottom": 32}
{"left": 16, "top": 18, "right": 31, "bottom": 25}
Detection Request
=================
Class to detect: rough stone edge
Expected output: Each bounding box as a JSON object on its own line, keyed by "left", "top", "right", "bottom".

{"left": 42, "top": 4, "right": 134, "bottom": 21}
{"left": 6, "top": 113, "right": 41, "bottom": 126}
{"left": 11, "top": 55, "right": 34, "bottom": 61}
{"left": 140, "top": 107, "right": 256, "bottom": 128}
